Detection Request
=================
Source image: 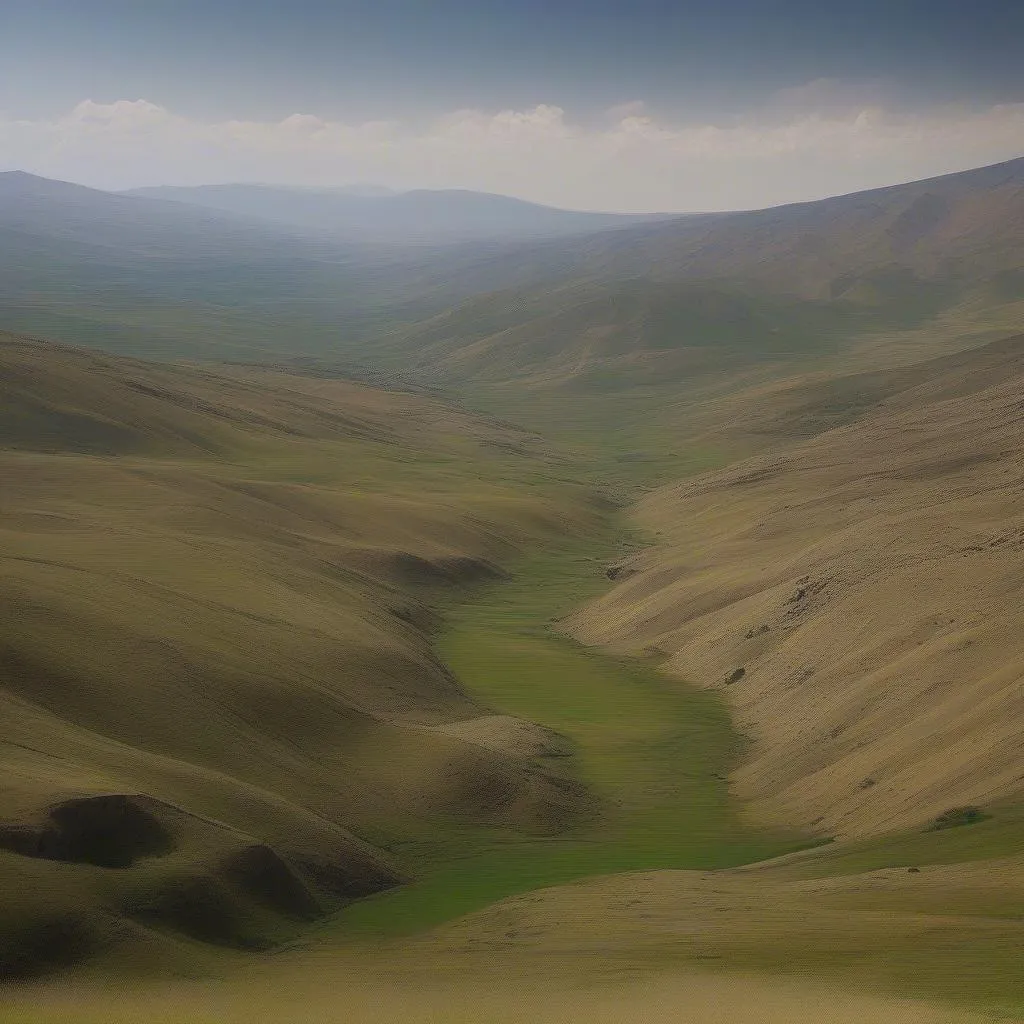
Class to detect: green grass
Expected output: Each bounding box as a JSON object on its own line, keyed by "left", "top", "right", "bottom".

{"left": 332, "top": 536, "right": 811, "bottom": 940}
{"left": 791, "top": 800, "right": 1024, "bottom": 879}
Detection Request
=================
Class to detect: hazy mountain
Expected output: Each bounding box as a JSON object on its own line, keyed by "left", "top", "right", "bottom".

{"left": 325, "top": 183, "right": 400, "bottom": 197}
{"left": 2, "top": 158, "right": 1022, "bottom": 376}
{"left": 0, "top": 170, "right": 364, "bottom": 257}
{"left": 373, "top": 156, "right": 1024, "bottom": 387}
{"left": 0, "top": 172, "right": 566, "bottom": 360}
{"left": 125, "top": 183, "right": 663, "bottom": 244}
{"left": 0, "top": 172, "right": 381, "bottom": 359}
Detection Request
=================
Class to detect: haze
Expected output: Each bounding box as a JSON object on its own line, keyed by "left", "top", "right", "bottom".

{"left": 3, "top": 0, "right": 1023, "bottom": 210}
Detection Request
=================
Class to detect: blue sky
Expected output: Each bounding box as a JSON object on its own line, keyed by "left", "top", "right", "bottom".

{"left": 5, "top": 0, "right": 1023, "bottom": 119}
{"left": 2, "top": 0, "right": 1022, "bottom": 207}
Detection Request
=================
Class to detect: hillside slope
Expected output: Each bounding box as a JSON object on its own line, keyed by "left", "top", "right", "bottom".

{"left": 568, "top": 331, "right": 1024, "bottom": 838}
{"left": 375, "top": 279, "right": 868, "bottom": 389}
{"left": 0, "top": 332, "right": 601, "bottom": 974}
{"left": 127, "top": 184, "right": 660, "bottom": 244}
{"left": 3, "top": 159, "right": 1022, "bottom": 378}
{"left": 0, "top": 173, "right": 592, "bottom": 361}
{"left": 374, "top": 157, "right": 1024, "bottom": 388}
{"left": 566, "top": 154, "right": 1024, "bottom": 298}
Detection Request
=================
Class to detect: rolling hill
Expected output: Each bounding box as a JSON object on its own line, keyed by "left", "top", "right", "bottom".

{"left": 0, "top": 172, "right": 602, "bottom": 362}
{"left": 0, "top": 172, "right": 383, "bottom": 360}
{"left": 3, "top": 154, "right": 1024, "bottom": 1021}
{"left": 370, "top": 156, "right": 1024, "bottom": 389}
{"left": 126, "top": 184, "right": 661, "bottom": 245}
{"left": 0, "top": 331, "right": 603, "bottom": 975}
{"left": 2, "top": 158, "right": 1022, "bottom": 382}
{"left": 568, "top": 331, "right": 1024, "bottom": 839}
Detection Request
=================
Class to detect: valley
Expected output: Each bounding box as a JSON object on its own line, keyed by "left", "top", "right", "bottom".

{"left": 1, "top": 153, "right": 1023, "bottom": 1022}
{"left": 331, "top": 537, "right": 807, "bottom": 940}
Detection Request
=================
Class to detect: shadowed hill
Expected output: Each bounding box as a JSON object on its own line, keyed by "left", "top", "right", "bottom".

{"left": 0, "top": 332, "right": 603, "bottom": 974}
{"left": 0, "top": 172, "right": 387, "bottom": 361}
{"left": 126, "top": 184, "right": 662, "bottom": 245}
{"left": 374, "top": 280, "right": 866, "bottom": 389}
{"left": 372, "top": 157, "right": 1024, "bottom": 388}
{"left": 0, "top": 173, "right": 608, "bottom": 362}
{"left": 567, "top": 331, "right": 1024, "bottom": 838}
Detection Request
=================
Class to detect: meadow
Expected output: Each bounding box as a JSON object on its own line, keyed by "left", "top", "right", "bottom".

{"left": 333, "top": 536, "right": 811, "bottom": 939}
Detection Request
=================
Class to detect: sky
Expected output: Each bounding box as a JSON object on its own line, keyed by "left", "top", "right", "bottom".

{"left": 2, "top": 0, "right": 1023, "bottom": 211}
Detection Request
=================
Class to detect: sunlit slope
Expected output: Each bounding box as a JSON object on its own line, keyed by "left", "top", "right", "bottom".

{"left": 568, "top": 331, "right": 1024, "bottom": 838}
{"left": 0, "top": 333, "right": 601, "bottom": 974}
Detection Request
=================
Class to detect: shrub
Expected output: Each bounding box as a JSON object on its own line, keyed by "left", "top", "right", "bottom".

{"left": 926, "top": 805, "right": 988, "bottom": 831}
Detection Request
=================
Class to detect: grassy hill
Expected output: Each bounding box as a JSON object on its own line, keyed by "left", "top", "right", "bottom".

{"left": 368, "top": 280, "right": 864, "bottom": 389}
{"left": 0, "top": 331, "right": 609, "bottom": 975}
{"left": 3, "top": 157, "right": 1022, "bottom": 381}
{"left": 558, "top": 155, "right": 1024, "bottom": 299}
{"left": 3, "top": 156, "right": 1024, "bottom": 1020}
{"left": 366, "top": 156, "right": 1024, "bottom": 391}
{"left": 568, "top": 331, "right": 1024, "bottom": 840}
{"left": 414, "top": 821, "right": 1024, "bottom": 1015}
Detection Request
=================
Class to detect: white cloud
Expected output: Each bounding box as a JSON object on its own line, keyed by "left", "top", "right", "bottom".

{"left": 764, "top": 77, "right": 898, "bottom": 119}
{"left": 605, "top": 100, "right": 648, "bottom": 122}
{"left": 66, "top": 99, "right": 172, "bottom": 127}
{"left": 2, "top": 91, "right": 1023, "bottom": 212}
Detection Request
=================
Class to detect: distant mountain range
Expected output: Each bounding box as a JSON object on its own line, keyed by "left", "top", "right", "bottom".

{"left": 1, "top": 157, "right": 1022, "bottom": 380}
{"left": 0, "top": 171, "right": 568, "bottom": 360}
{"left": 125, "top": 183, "right": 664, "bottom": 245}
{"left": 369, "top": 156, "right": 1024, "bottom": 386}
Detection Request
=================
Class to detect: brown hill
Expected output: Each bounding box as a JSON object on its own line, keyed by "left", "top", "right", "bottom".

{"left": 0, "top": 332, "right": 600, "bottom": 974}
{"left": 568, "top": 331, "right": 1024, "bottom": 838}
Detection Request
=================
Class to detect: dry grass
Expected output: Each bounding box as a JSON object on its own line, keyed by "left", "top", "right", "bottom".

{"left": 0, "top": 968, "right": 978, "bottom": 1024}
{"left": 5, "top": 323, "right": 1024, "bottom": 1015}
{"left": 410, "top": 846, "right": 1023, "bottom": 1014}
{"left": 0, "top": 332, "right": 603, "bottom": 973}
{"left": 568, "top": 332, "right": 1024, "bottom": 838}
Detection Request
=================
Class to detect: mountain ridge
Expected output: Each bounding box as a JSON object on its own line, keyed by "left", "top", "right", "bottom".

{"left": 368, "top": 155, "right": 1024, "bottom": 389}
{"left": 124, "top": 182, "right": 666, "bottom": 244}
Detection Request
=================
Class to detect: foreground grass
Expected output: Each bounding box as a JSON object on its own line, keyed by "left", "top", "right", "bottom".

{"left": 332, "top": 536, "right": 810, "bottom": 939}
{"left": 2, "top": 967, "right": 980, "bottom": 1024}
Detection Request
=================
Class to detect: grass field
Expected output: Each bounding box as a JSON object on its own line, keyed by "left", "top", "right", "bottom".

{"left": 331, "top": 536, "right": 811, "bottom": 940}
{"left": 0, "top": 336, "right": 615, "bottom": 972}
{"left": 788, "top": 801, "right": 1024, "bottom": 877}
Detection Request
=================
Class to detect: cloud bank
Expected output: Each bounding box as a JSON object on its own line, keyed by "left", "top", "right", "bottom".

{"left": 2, "top": 90, "right": 1023, "bottom": 211}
